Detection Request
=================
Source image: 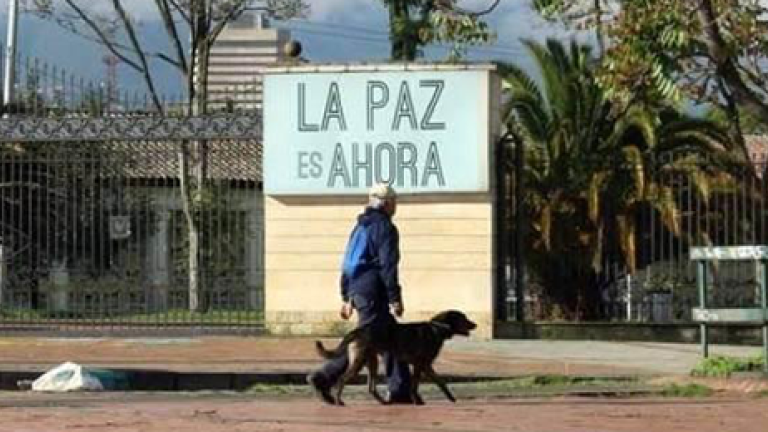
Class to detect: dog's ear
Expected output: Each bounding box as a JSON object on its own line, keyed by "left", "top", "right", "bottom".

{"left": 431, "top": 321, "right": 454, "bottom": 339}
{"left": 430, "top": 311, "right": 456, "bottom": 338}
{"left": 435, "top": 310, "right": 477, "bottom": 337}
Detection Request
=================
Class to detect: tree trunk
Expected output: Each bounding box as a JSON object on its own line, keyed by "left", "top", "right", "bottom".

{"left": 188, "top": 40, "right": 211, "bottom": 313}
{"left": 389, "top": 1, "right": 405, "bottom": 60}
{"left": 594, "top": 0, "right": 605, "bottom": 55}
{"left": 389, "top": 0, "right": 418, "bottom": 61}
{"left": 183, "top": 8, "right": 211, "bottom": 313}
{"left": 179, "top": 137, "right": 204, "bottom": 312}
{"left": 696, "top": 0, "right": 768, "bottom": 122}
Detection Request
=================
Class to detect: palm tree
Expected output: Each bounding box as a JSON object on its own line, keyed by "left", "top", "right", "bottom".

{"left": 499, "top": 38, "right": 738, "bottom": 319}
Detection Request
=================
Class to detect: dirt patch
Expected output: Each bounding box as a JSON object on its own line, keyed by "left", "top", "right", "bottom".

{"left": 650, "top": 375, "right": 768, "bottom": 394}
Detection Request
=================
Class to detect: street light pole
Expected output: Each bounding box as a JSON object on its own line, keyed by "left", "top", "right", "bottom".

{"left": 3, "top": 0, "right": 19, "bottom": 108}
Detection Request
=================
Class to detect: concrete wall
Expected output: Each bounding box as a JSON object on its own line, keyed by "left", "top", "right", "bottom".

{"left": 265, "top": 194, "right": 495, "bottom": 338}
{"left": 263, "top": 64, "right": 501, "bottom": 338}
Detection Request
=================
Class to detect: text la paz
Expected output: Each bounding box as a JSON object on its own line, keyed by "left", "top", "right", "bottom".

{"left": 296, "top": 80, "right": 446, "bottom": 132}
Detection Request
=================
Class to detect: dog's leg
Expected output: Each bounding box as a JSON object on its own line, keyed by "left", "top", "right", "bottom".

{"left": 335, "top": 350, "right": 368, "bottom": 406}
{"left": 410, "top": 365, "right": 425, "bottom": 405}
{"left": 423, "top": 365, "right": 456, "bottom": 403}
{"left": 367, "top": 354, "right": 385, "bottom": 404}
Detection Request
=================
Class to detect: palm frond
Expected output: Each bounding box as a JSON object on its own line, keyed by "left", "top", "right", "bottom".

{"left": 498, "top": 62, "right": 544, "bottom": 108}
{"left": 588, "top": 171, "right": 608, "bottom": 223}
{"left": 616, "top": 213, "right": 637, "bottom": 273}
{"left": 620, "top": 145, "right": 645, "bottom": 202}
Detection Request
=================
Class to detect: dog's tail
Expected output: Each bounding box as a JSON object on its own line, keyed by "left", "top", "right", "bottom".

{"left": 314, "top": 329, "right": 361, "bottom": 359}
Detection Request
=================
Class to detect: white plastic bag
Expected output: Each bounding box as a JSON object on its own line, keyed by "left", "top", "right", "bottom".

{"left": 31, "top": 362, "right": 104, "bottom": 392}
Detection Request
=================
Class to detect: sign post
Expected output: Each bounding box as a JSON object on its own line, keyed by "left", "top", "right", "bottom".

{"left": 0, "top": 245, "right": 5, "bottom": 308}
{"left": 690, "top": 246, "right": 768, "bottom": 372}
{"left": 761, "top": 254, "right": 768, "bottom": 372}
{"left": 696, "top": 258, "right": 709, "bottom": 358}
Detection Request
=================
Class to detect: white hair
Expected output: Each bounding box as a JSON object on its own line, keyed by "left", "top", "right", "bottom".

{"left": 368, "top": 183, "right": 397, "bottom": 209}
{"left": 368, "top": 196, "right": 389, "bottom": 209}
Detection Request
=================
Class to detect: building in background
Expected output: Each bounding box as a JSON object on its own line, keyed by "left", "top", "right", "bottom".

{"left": 208, "top": 12, "right": 292, "bottom": 111}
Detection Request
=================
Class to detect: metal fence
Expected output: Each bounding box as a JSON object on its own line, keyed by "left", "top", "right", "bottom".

{"left": 0, "top": 140, "right": 263, "bottom": 329}
{"left": 0, "top": 52, "right": 265, "bottom": 332}
{"left": 4, "top": 49, "right": 768, "bottom": 329}
{"left": 0, "top": 48, "right": 262, "bottom": 116}
{"left": 501, "top": 152, "right": 768, "bottom": 323}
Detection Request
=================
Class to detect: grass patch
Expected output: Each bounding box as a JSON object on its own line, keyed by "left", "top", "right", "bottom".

{"left": 247, "top": 383, "right": 309, "bottom": 396}
{"left": 661, "top": 383, "right": 713, "bottom": 398}
{"left": 471, "top": 375, "right": 631, "bottom": 389}
{"left": 0, "top": 308, "right": 47, "bottom": 319}
{"left": 691, "top": 356, "right": 765, "bottom": 378}
{"left": 246, "top": 375, "right": 645, "bottom": 399}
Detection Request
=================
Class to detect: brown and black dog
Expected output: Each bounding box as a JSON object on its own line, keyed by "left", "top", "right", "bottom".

{"left": 315, "top": 310, "right": 477, "bottom": 406}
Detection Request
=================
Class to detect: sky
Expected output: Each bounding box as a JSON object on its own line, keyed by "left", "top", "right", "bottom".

{"left": 0, "top": 0, "right": 580, "bottom": 96}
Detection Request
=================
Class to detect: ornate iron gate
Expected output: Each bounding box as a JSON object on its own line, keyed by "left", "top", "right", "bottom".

{"left": 0, "top": 112, "right": 265, "bottom": 333}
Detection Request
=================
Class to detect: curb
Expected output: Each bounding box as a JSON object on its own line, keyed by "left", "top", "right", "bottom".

{"left": 0, "top": 369, "right": 543, "bottom": 392}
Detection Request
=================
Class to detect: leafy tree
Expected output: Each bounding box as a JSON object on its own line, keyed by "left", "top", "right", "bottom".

{"left": 381, "top": 0, "right": 499, "bottom": 60}
{"left": 500, "top": 39, "right": 736, "bottom": 319}
{"left": 532, "top": 0, "right": 768, "bottom": 161}
{"left": 706, "top": 104, "right": 768, "bottom": 136}
{"left": 533, "top": 0, "right": 611, "bottom": 53}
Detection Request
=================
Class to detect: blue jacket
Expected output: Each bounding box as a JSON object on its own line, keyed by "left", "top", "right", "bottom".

{"left": 340, "top": 206, "right": 402, "bottom": 305}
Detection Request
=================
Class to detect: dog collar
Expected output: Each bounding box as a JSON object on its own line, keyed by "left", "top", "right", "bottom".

{"left": 431, "top": 321, "right": 452, "bottom": 332}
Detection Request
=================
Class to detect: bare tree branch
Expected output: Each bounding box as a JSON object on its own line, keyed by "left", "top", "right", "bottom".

{"left": 111, "top": 0, "right": 163, "bottom": 111}
{"left": 210, "top": 1, "right": 249, "bottom": 43}
{"left": 168, "top": 0, "right": 192, "bottom": 24}
{"left": 154, "top": 0, "right": 189, "bottom": 77}
{"left": 61, "top": 0, "right": 143, "bottom": 72}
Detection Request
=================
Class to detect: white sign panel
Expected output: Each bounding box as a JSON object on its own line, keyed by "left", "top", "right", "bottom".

{"left": 263, "top": 68, "right": 492, "bottom": 195}
{"left": 690, "top": 246, "right": 768, "bottom": 261}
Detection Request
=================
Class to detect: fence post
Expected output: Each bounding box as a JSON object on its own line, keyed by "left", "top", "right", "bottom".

{"left": 760, "top": 259, "right": 768, "bottom": 373}
{"left": 697, "top": 260, "right": 709, "bottom": 358}
{"left": 245, "top": 213, "right": 264, "bottom": 311}
{"left": 0, "top": 245, "right": 6, "bottom": 308}
{"left": 626, "top": 274, "right": 632, "bottom": 321}
{"left": 494, "top": 136, "right": 509, "bottom": 322}
{"left": 513, "top": 131, "right": 525, "bottom": 322}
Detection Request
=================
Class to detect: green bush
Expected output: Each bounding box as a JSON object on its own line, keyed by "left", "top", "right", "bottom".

{"left": 691, "top": 356, "right": 765, "bottom": 378}
{"left": 662, "top": 383, "right": 713, "bottom": 397}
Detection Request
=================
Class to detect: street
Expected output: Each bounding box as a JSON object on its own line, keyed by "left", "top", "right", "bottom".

{"left": 1, "top": 392, "right": 767, "bottom": 432}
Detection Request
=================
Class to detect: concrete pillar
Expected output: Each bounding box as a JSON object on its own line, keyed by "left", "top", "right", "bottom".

{"left": 146, "top": 211, "right": 171, "bottom": 311}
{"left": 245, "top": 204, "right": 264, "bottom": 310}
{"left": 49, "top": 260, "right": 70, "bottom": 312}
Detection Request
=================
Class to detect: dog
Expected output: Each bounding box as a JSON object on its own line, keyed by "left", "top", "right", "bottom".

{"left": 315, "top": 310, "right": 477, "bottom": 406}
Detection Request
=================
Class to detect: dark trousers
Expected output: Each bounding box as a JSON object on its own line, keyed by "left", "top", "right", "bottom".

{"left": 313, "top": 294, "right": 411, "bottom": 397}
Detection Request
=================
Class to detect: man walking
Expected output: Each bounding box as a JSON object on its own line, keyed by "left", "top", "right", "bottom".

{"left": 307, "top": 183, "right": 412, "bottom": 404}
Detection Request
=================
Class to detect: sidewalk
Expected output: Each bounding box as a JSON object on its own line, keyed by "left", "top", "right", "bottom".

{"left": 0, "top": 336, "right": 762, "bottom": 379}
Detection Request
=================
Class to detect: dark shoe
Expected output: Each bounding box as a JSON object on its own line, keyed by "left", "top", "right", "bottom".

{"left": 385, "top": 392, "right": 415, "bottom": 405}
{"left": 306, "top": 372, "right": 335, "bottom": 405}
